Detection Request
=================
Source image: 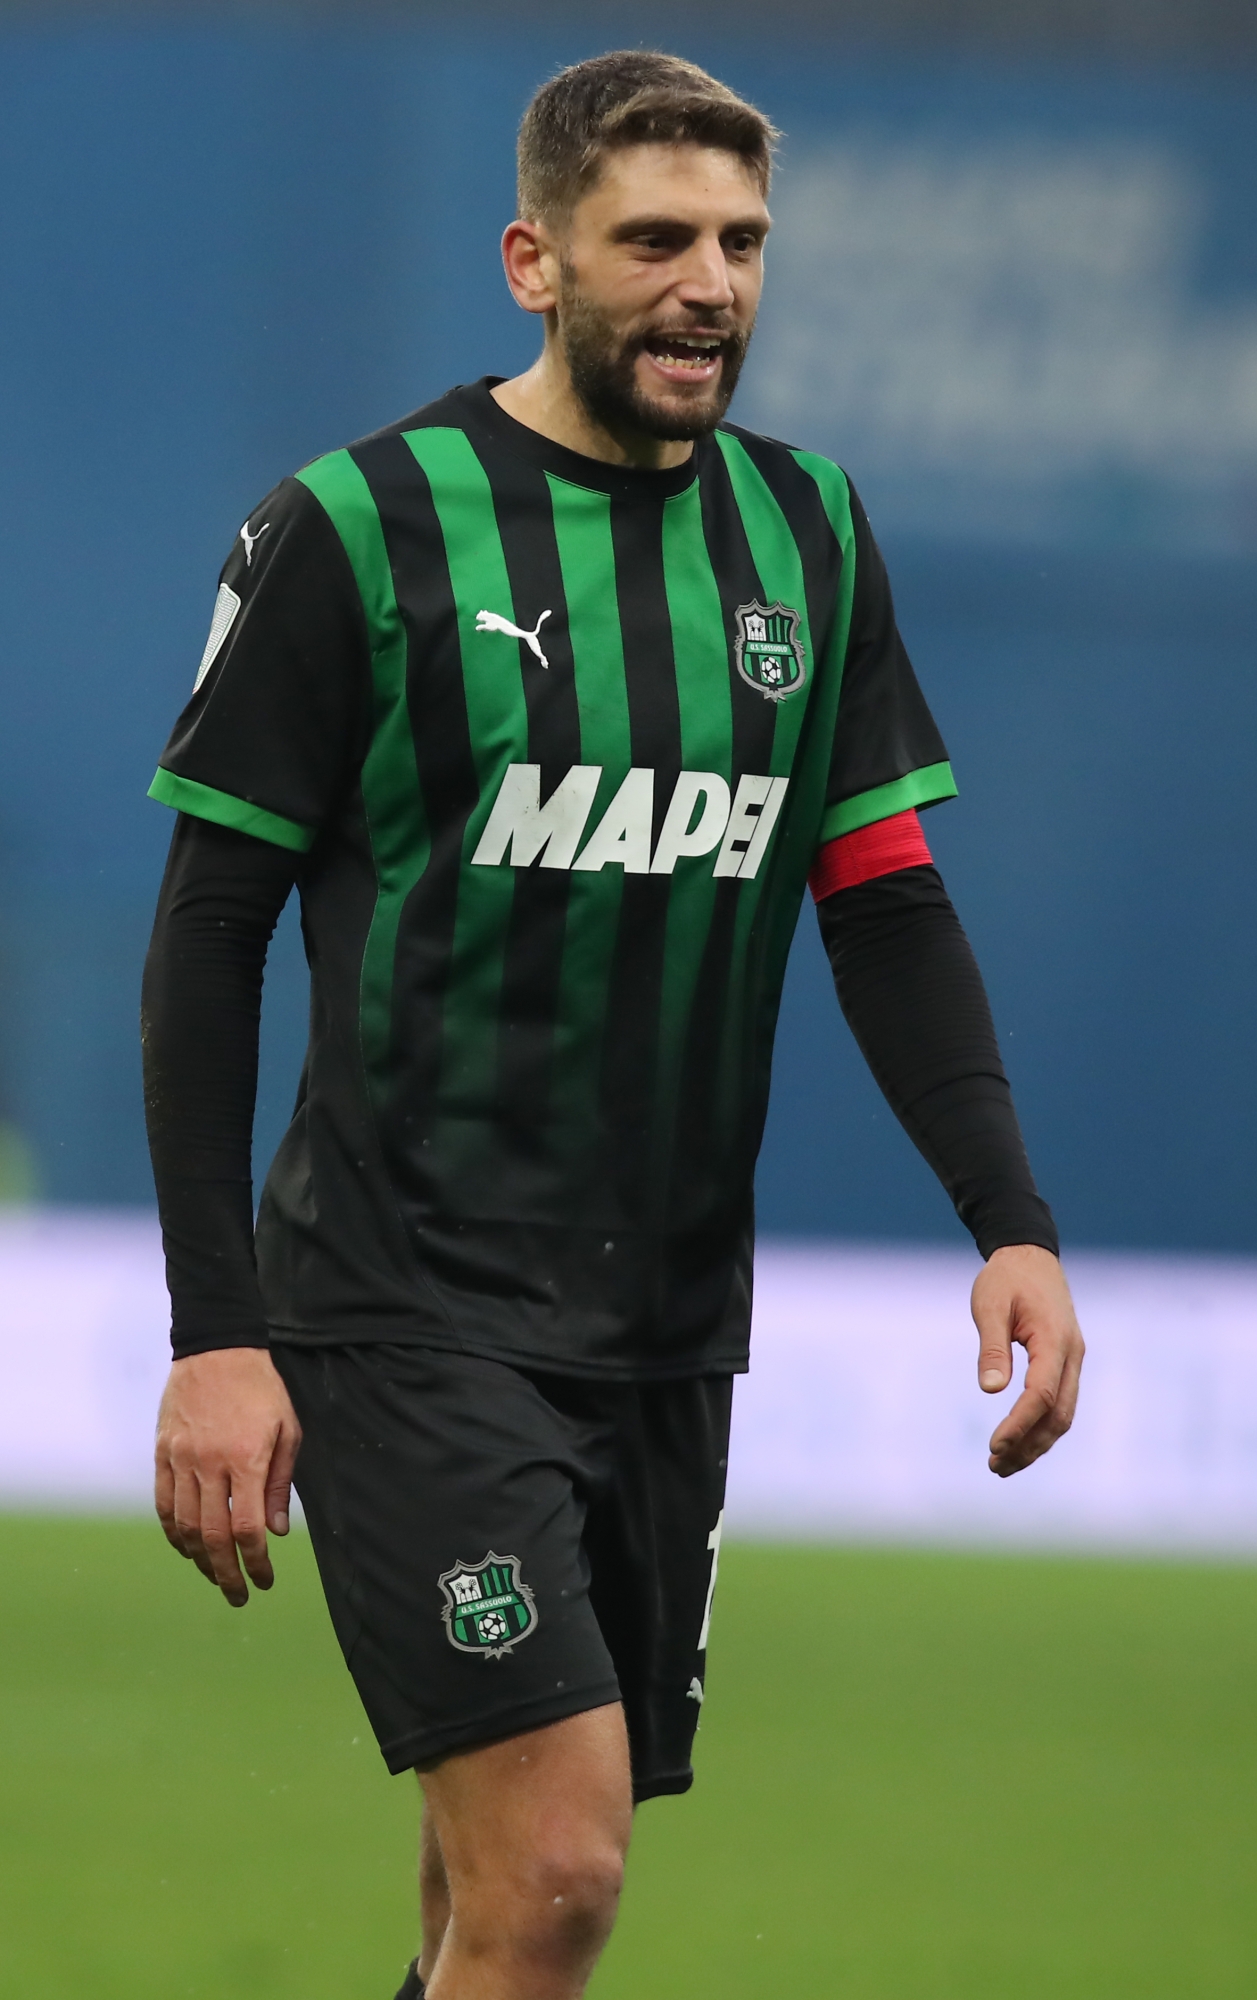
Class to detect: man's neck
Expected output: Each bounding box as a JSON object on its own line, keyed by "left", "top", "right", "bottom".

{"left": 491, "top": 352, "right": 695, "bottom": 471}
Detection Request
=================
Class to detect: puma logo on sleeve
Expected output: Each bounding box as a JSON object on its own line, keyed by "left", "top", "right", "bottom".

{"left": 240, "top": 518, "right": 271, "bottom": 566}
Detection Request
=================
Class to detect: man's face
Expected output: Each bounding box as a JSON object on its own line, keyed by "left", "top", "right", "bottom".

{"left": 553, "top": 144, "right": 770, "bottom": 442}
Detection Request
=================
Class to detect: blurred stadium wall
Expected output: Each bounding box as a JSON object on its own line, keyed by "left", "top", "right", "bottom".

{"left": 1, "top": 0, "right": 1256, "bottom": 1259}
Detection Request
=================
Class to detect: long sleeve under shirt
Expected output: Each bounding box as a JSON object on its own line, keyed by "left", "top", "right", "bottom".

{"left": 142, "top": 811, "right": 1058, "bottom": 1360}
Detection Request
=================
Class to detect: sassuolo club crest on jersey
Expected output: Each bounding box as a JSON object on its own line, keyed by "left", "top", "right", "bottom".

{"left": 438, "top": 1552, "right": 538, "bottom": 1660}
{"left": 733, "top": 600, "right": 807, "bottom": 702}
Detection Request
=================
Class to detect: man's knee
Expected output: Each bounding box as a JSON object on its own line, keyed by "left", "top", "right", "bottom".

{"left": 526, "top": 1837, "right": 626, "bottom": 1941}
{"left": 421, "top": 1705, "right": 632, "bottom": 1979}
{"left": 459, "top": 1837, "right": 625, "bottom": 1969}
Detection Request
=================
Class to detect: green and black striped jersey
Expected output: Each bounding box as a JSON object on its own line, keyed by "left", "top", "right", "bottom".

{"left": 150, "top": 379, "right": 956, "bottom": 1377}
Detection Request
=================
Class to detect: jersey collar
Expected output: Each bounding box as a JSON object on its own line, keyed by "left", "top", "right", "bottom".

{"left": 458, "top": 377, "right": 706, "bottom": 500}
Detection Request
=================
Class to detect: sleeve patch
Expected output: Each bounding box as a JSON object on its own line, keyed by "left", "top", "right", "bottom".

{"left": 193, "top": 582, "right": 242, "bottom": 692}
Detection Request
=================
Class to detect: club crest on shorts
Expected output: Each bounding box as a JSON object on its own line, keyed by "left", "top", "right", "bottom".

{"left": 733, "top": 600, "right": 807, "bottom": 702}
{"left": 438, "top": 1553, "right": 538, "bottom": 1660}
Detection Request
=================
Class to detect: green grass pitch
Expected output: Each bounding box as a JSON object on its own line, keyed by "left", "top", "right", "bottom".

{"left": 1, "top": 1515, "right": 1255, "bottom": 1997}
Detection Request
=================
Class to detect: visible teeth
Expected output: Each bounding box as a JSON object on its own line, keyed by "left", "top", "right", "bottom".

{"left": 652, "top": 337, "right": 721, "bottom": 368}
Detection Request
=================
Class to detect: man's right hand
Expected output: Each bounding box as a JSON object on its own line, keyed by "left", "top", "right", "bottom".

{"left": 155, "top": 1348, "right": 302, "bottom": 1607}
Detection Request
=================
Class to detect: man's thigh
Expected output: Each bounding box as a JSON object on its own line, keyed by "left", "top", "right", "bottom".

{"left": 273, "top": 1343, "right": 622, "bottom": 1774}
{"left": 422, "top": 1702, "right": 633, "bottom": 1889}
{"left": 420, "top": 1705, "right": 633, "bottom": 1996}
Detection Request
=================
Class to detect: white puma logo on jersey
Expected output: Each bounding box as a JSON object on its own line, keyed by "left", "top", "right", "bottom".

{"left": 240, "top": 517, "right": 270, "bottom": 566}
{"left": 475, "top": 607, "right": 552, "bottom": 668}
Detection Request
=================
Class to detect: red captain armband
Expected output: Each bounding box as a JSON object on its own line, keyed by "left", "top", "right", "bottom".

{"left": 808, "top": 809, "right": 933, "bottom": 902}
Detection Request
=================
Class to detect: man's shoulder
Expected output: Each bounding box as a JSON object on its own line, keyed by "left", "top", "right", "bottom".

{"left": 714, "top": 420, "right": 855, "bottom": 523}
{"left": 715, "top": 416, "right": 805, "bottom": 460}
{"left": 343, "top": 381, "right": 482, "bottom": 456}
{"left": 291, "top": 382, "right": 488, "bottom": 519}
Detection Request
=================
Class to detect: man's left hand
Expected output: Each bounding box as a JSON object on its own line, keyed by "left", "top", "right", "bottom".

{"left": 971, "top": 1244, "right": 1084, "bottom": 1477}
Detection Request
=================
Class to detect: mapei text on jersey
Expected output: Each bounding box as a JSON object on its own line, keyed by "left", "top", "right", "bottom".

{"left": 471, "top": 765, "right": 790, "bottom": 879}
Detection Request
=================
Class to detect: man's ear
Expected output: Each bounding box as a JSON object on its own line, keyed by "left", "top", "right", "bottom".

{"left": 501, "top": 218, "right": 562, "bottom": 317}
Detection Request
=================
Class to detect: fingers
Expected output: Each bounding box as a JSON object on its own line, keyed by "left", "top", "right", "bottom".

{"left": 171, "top": 1460, "right": 222, "bottom": 1587}
{"left": 167, "top": 1464, "right": 274, "bottom": 1600}
{"left": 153, "top": 1350, "right": 301, "bottom": 1605}
{"left": 1056, "top": 1328, "right": 1085, "bottom": 1430}
{"left": 974, "top": 1311, "right": 1013, "bottom": 1394}
{"left": 154, "top": 1450, "right": 188, "bottom": 1558}
{"left": 167, "top": 1457, "right": 273, "bottom": 1600}
{"left": 230, "top": 1471, "right": 277, "bottom": 1595}
{"left": 264, "top": 1413, "right": 302, "bottom": 1537}
{"left": 972, "top": 1244, "right": 1085, "bottom": 1478}
{"left": 988, "top": 1382, "right": 1067, "bottom": 1477}
{"left": 263, "top": 1483, "right": 291, "bottom": 1538}
{"left": 971, "top": 1262, "right": 1015, "bottom": 1394}
{"left": 172, "top": 1467, "right": 269, "bottom": 1603}
{"left": 988, "top": 1318, "right": 1085, "bottom": 1478}
{"left": 197, "top": 1474, "right": 254, "bottom": 1606}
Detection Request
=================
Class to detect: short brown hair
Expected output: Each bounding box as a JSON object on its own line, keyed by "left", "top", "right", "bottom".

{"left": 517, "top": 51, "right": 779, "bottom": 225}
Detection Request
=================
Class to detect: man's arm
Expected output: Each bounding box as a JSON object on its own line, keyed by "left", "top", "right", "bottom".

{"left": 142, "top": 814, "right": 303, "bottom": 1602}
{"left": 815, "top": 844, "right": 1083, "bottom": 1475}
{"left": 142, "top": 473, "right": 370, "bottom": 1600}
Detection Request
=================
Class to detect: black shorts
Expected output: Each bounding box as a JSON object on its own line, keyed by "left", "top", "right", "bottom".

{"left": 273, "top": 1343, "right": 732, "bottom": 1803}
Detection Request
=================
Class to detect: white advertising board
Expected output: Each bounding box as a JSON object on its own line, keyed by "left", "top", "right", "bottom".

{"left": 2, "top": 1213, "right": 1256, "bottom": 1551}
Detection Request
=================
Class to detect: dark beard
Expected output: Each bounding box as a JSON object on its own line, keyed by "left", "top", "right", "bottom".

{"left": 559, "top": 271, "right": 752, "bottom": 443}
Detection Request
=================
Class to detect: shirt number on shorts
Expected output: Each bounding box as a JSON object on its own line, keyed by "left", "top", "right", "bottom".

{"left": 698, "top": 1510, "right": 724, "bottom": 1651}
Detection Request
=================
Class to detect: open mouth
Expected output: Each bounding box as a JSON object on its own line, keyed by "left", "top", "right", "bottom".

{"left": 641, "top": 334, "right": 726, "bottom": 382}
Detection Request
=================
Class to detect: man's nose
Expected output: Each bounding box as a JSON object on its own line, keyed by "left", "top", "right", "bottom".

{"left": 674, "top": 234, "right": 736, "bottom": 312}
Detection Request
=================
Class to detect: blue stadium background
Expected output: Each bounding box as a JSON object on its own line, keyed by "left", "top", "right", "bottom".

{"left": 2, "top": 10, "right": 1256, "bottom": 1253}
